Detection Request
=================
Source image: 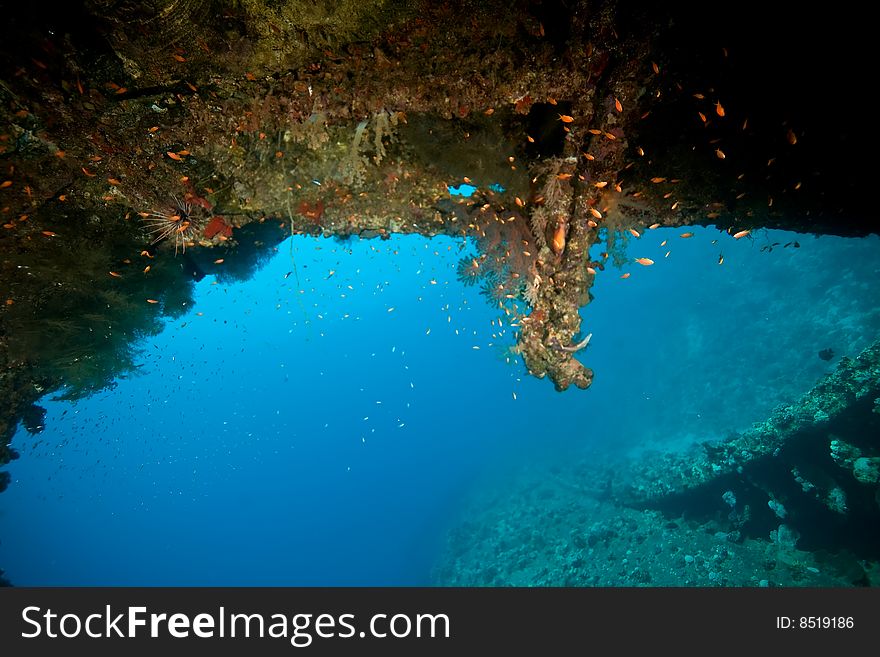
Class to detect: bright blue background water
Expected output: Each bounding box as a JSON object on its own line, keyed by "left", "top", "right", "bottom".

{"left": 1, "top": 227, "right": 879, "bottom": 584}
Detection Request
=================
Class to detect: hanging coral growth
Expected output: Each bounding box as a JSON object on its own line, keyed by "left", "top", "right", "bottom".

{"left": 456, "top": 206, "right": 539, "bottom": 309}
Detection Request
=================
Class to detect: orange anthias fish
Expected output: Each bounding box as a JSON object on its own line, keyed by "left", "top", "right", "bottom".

{"left": 551, "top": 223, "right": 566, "bottom": 254}
{"left": 634, "top": 257, "right": 654, "bottom": 266}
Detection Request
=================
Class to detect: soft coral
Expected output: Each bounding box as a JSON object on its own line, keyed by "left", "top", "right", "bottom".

{"left": 203, "top": 216, "right": 233, "bottom": 239}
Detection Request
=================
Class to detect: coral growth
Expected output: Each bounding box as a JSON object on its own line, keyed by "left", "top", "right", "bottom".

{"left": 338, "top": 110, "right": 401, "bottom": 186}
{"left": 456, "top": 256, "right": 483, "bottom": 286}
{"left": 297, "top": 200, "right": 325, "bottom": 224}
{"left": 203, "top": 217, "right": 233, "bottom": 240}
{"left": 529, "top": 157, "right": 576, "bottom": 252}
{"left": 594, "top": 187, "right": 654, "bottom": 225}
{"left": 590, "top": 188, "right": 654, "bottom": 267}
{"left": 286, "top": 112, "right": 331, "bottom": 151}
{"left": 456, "top": 207, "right": 539, "bottom": 308}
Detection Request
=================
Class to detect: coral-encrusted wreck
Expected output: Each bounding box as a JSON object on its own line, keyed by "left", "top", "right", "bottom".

{"left": 0, "top": 0, "right": 877, "bottom": 440}
{"left": 617, "top": 338, "right": 880, "bottom": 558}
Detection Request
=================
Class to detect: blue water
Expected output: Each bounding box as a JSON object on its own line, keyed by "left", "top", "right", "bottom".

{"left": 1, "top": 227, "right": 879, "bottom": 584}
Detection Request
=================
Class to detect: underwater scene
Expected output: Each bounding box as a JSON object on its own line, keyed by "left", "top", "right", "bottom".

{"left": 1, "top": 2, "right": 878, "bottom": 588}
{"left": 1, "top": 226, "right": 878, "bottom": 586}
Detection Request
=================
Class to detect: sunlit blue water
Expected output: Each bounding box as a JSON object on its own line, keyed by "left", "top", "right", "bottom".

{"left": 1, "top": 227, "right": 879, "bottom": 584}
